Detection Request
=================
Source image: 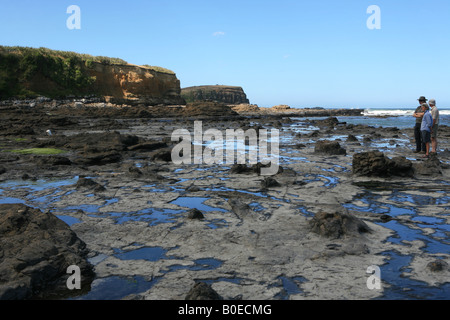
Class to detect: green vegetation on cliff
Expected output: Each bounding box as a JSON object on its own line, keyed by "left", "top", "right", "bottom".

{"left": 0, "top": 46, "right": 175, "bottom": 99}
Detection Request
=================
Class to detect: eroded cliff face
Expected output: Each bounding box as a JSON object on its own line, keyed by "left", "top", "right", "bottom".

{"left": 87, "top": 62, "right": 185, "bottom": 106}
{"left": 0, "top": 46, "right": 185, "bottom": 106}
{"left": 181, "top": 85, "right": 250, "bottom": 105}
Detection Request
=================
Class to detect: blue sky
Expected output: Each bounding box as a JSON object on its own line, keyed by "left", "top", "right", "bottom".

{"left": 1, "top": 0, "right": 449, "bottom": 108}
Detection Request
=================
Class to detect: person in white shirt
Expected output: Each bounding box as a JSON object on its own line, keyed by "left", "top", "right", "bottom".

{"left": 429, "top": 99, "right": 440, "bottom": 153}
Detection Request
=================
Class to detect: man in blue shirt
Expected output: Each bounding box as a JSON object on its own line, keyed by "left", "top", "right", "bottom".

{"left": 420, "top": 103, "right": 433, "bottom": 158}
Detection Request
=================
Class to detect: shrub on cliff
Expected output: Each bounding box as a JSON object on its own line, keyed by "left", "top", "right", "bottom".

{"left": 0, "top": 46, "right": 97, "bottom": 98}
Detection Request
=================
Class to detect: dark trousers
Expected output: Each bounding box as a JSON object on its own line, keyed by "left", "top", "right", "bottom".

{"left": 414, "top": 123, "right": 426, "bottom": 152}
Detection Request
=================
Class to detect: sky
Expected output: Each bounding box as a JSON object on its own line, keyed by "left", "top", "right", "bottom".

{"left": 1, "top": 0, "right": 449, "bottom": 108}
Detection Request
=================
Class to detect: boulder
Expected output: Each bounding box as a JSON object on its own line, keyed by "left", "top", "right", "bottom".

{"left": 187, "top": 208, "right": 205, "bottom": 220}
{"left": 0, "top": 204, "right": 94, "bottom": 299}
{"left": 352, "top": 151, "right": 414, "bottom": 177}
{"left": 185, "top": 282, "right": 223, "bottom": 300}
{"left": 314, "top": 140, "right": 346, "bottom": 156}
{"left": 412, "top": 153, "right": 442, "bottom": 176}
{"left": 309, "top": 211, "right": 372, "bottom": 239}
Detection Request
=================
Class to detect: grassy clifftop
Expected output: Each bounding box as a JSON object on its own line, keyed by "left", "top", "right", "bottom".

{"left": 0, "top": 46, "right": 175, "bottom": 99}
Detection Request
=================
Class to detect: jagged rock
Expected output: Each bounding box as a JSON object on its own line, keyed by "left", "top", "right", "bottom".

{"left": 0, "top": 204, "right": 94, "bottom": 299}
{"left": 261, "top": 176, "right": 280, "bottom": 189}
{"left": 309, "top": 211, "right": 372, "bottom": 239}
{"left": 75, "top": 177, "right": 105, "bottom": 192}
{"left": 185, "top": 282, "right": 223, "bottom": 300}
{"left": 352, "top": 151, "right": 414, "bottom": 177}
{"left": 412, "top": 153, "right": 442, "bottom": 176}
{"left": 314, "top": 140, "right": 346, "bottom": 155}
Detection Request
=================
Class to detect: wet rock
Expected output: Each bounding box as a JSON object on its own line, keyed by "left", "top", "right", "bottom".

{"left": 0, "top": 204, "right": 94, "bottom": 300}
{"left": 75, "top": 178, "right": 105, "bottom": 192}
{"left": 64, "top": 131, "right": 140, "bottom": 153}
{"left": 230, "top": 164, "right": 252, "bottom": 174}
{"left": 187, "top": 208, "right": 205, "bottom": 220}
{"left": 127, "top": 141, "right": 167, "bottom": 152}
{"left": 75, "top": 151, "right": 122, "bottom": 166}
{"left": 34, "top": 155, "right": 72, "bottom": 166}
{"left": 352, "top": 151, "right": 414, "bottom": 177}
{"left": 427, "top": 260, "right": 449, "bottom": 272}
{"left": 0, "top": 166, "right": 5, "bottom": 175}
{"left": 185, "top": 282, "right": 223, "bottom": 300}
{"left": 309, "top": 211, "right": 372, "bottom": 239}
{"left": 230, "top": 163, "right": 282, "bottom": 175}
{"left": 261, "top": 176, "right": 280, "bottom": 189}
{"left": 314, "top": 140, "right": 346, "bottom": 156}
{"left": 413, "top": 153, "right": 442, "bottom": 176}
{"left": 347, "top": 134, "right": 358, "bottom": 142}
{"left": 186, "top": 185, "right": 201, "bottom": 192}
{"left": 151, "top": 149, "right": 172, "bottom": 162}
{"left": 313, "top": 117, "right": 340, "bottom": 128}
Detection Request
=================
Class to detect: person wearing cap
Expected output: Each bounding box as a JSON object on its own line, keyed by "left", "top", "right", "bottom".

{"left": 413, "top": 96, "right": 427, "bottom": 153}
{"left": 420, "top": 103, "right": 433, "bottom": 158}
{"left": 429, "top": 99, "right": 439, "bottom": 153}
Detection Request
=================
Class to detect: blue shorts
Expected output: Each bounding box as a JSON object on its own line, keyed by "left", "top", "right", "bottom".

{"left": 421, "top": 130, "right": 431, "bottom": 143}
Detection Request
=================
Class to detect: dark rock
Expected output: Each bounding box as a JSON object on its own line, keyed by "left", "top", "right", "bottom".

{"left": 412, "top": 153, "right": 442, "bottom": 176}
{"left": 75, "top": 151, "right": 122, "bottom": 166}
{"left": 64, "top": 131, "right": 140, "bottom": 153}
{"left": 347, "top": 134, "right": 358, "bottom": 142}
{"left": 34, "top": 155, "right": 72, "bottom": 166}
{"left": 181, "top": 85, "right": 249, "bottom": 105}
{"left": 127, "top": 142, "right": 167, "bottom": 152}
{"left": 0, "top": 204, "right": 94, "bottom": 300}
{"left": 314, "top": 140, "right": 346, "bottom": 156}
{"left": 309, "top": 211, "right": 372, "bottom": 239}
{"left": 75, "top": 178, "right": 105, "bottom": 192}
{"left": 313, "top": 117, "right": 340, "bottom": 128}
{"left": 352, "top": 151, "right": 414, "bottom": 177}
{"left": 427, "top": 260, "right": 449, "bottom": 272}
{"left": 230, "top": 164, "right": 252, "bottom": 174}
{"left": 0, "top": 166, "right": 6, "bottom": 175}
{"left": 261, "top": 176, "right": 280, "bottom": 189}
{"left": 185, "top": 282, "right": 223, "bottom": 300}
{"left": 151, "top": 149, "right": 172, "bottom": 162}
{"left": 187, "top": 208, "right": 204, "bottom": 220}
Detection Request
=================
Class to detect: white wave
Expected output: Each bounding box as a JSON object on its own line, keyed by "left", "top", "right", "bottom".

{"left": 363, "top": 108, "right": 450, "bottom": 116}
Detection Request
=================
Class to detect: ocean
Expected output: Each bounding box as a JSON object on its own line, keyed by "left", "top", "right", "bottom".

{"left": 337, "top": 108, "right": 450, "bottom": 129}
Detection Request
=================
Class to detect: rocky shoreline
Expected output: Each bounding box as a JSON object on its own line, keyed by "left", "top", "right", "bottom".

{"left": 0, "top": 101, "right": 449, "bottom": 300}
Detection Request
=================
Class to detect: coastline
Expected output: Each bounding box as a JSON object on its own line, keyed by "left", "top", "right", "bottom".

{"left": 0, "top": 101, "right": 449, "bottom": 300}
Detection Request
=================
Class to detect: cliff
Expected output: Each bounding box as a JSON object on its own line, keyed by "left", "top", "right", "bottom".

{"left": 181, "top": 85, "right": 250, "bottom": 105}
{"left": 0, "top": 46, "right": 185, "bottom": 105}
{"left": 87, "top": 62, "right": 185, "bottom": 105}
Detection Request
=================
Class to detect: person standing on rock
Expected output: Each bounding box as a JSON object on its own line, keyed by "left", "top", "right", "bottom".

{"left": 429, "top": 99, "right": 439, "bottom": 154}
{"left": 413, "top": 96, "right": 427, "bottom": 153}
{"left": 420, "top": 103, "right": 433, "bottom": 158}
